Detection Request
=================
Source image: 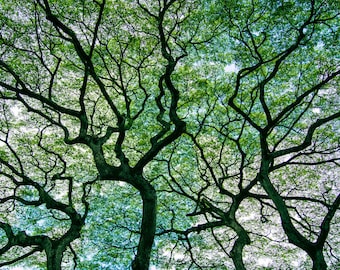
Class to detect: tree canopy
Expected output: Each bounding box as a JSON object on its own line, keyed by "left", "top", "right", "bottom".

{"left": 0, "top": 0, "right": 339, "bottom": 269}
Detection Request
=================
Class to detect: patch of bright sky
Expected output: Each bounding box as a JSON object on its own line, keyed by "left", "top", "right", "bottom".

{"left": 257, "top": 257, "right": 272, "bottom": 267}
{"left": 312, "top": 107, "right": 321, "bottom": 113}
{"left": 224, "top": 63, "right": 238, "bottom": 73}
{"left": 10, "top": 105, "right": 21, "bottom": 117}
{"left": 314, "top": 41, "right": 324, "bottom": 51}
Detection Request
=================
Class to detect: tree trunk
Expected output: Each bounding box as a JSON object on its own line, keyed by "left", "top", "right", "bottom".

{"left": 311, "top": 249, "right": 327, "bottom": 270}
{"left": 46, "top": 247, "right": 63, "bottom": 270}
{"left": 229, "top": 219, "right": 250, "bottom": 270}
{"left": 259, "top": 159, "right": 328, "bottom": 270}
{"left": 45, "top": 226, "right": 81, "bottom": 270}
{"left": 132, "top": 181, "right": 157, "bottom": 270}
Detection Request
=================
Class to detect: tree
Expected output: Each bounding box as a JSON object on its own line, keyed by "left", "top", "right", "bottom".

{"left": 153, "top": 1, "right": 339, "bottom": 269}
{"left": 0, "top": 0, "right": 339, "bottom": 269}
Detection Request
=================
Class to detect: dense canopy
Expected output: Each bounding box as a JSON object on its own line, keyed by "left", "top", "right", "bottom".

{"left": 0, "top": 0, "right": 339, "bottom": 269}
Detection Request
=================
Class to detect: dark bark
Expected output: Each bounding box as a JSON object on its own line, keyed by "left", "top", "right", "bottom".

{"left": 229, "top": 220, "right": 250, "bottom": 270}
{"left": 131, "top": 178, "right": 157, "bottom": 270}
{"left": 259, "top": 158, "right": 329, "bottom": 270}
{"left": 310, "top": 249, "right": 327, "bottom": 270}
{"left": 46, "top": 247, "right": 63, "bottom": 270}
{"left": 47, "top": 223, "right": 84, "bottom": 270}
